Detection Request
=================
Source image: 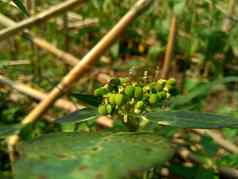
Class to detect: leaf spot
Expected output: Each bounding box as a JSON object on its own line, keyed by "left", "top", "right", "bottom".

{"left": 79, "top": 165, "right": 88, "bottom": 171}
{"left": 95, "top": 172, "right": 104, "bottom": 179}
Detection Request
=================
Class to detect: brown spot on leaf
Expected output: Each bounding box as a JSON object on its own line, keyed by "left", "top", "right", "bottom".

{"left": 95, "top": 172, "right": 104, "bottom": 179}
{"left": 37, "top": 175, "right": 47, "bottom": 179}
{"left": 79, "top": 165, "right": 88, "bottom": 171}
{"left": 56, "top": 153, "right": 68, "bottom": 160}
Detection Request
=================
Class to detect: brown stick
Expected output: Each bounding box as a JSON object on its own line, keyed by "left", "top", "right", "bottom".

{"left": 178, "top": 147, "right": 238, "bottom": 179}
{"left": 33, "top": 37, "right": 79, "bottom": 66}
{"left": 193, "top": 129, "right": 238, "bottom": 154}
{"left": 67, "top": 19, "right": 98, "bottom": 29}
{"left": 160, "top": 15, "right": 177, "bottom": 79}
{"left": 0, "top": 75, "right": 80, "bottom": 112}
{"left": 0, "top": 0, "right": 83, "bottom": 41}
{"left": 7, "top": 0, "right": 154, "bottom": 161}
{"left": 0, "top": 14, "right": 80, "bottom": 66}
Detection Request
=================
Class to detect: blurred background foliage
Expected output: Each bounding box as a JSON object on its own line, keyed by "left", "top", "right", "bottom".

{"left": 0, "top": 0, "right": 238, "bottom": 178}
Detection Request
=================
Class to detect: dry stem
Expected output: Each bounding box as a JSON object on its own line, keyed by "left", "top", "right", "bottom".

{"left": 160, "top": 15, "right": 177, "bottom": 79}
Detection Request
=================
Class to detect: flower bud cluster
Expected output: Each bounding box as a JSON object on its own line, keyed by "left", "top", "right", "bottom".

{"left": 95, "top": 78, "right": 178, "bottom": 117}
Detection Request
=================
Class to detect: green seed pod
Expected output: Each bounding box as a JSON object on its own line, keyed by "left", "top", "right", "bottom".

{"left": 94, "top": 87, "right": 107, "bottom": 96}
{"left": 115, "top": 94, "right": 124, "bottom": 106}
{"left": 157, "top": 91, "right": 167, "bottom": 101}
{"left": 157, "top": 79, "right": 166, "bottom": 91}
{"left": 98, "top": 105, "right": 107, "bottom": 115}
{"left": 149, "top": 94, "right": 158, "bottom": 105}
{"left": 149, "top": 82, "right": 158, "bottom": 93}
{"left": 119, "top": 77, "right": 129, "bottom": 84}
{"left": 108, "top": 93, "right": 116, "bottom": 104}
{"left": 125, "top": 85, "right": 135, "bottom": 98}
{"left": 106, "top": 104, "right": 113, "bottom": 114}
{"left": 134, "top": 86, "right": 143, "bottom": 99}
{"left": 167, "top": 78, "right": 176, "bottom": 86}
{"left": 135, "top": 101, "right": 144, "bottom": 109}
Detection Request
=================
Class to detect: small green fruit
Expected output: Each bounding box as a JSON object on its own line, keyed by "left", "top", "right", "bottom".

{"left": 149, "top": 94, "right": 158, "bottom": 105}
{"left": 135, "top": 101, "right": 144, "bottom": 109}
{"left": 157, "top": 91, "right": 167, "bottom": 101}
{"left": 149, "top": 82, "right": 158, "bottom": 93}
{"left": 157, "top": 79, "right": 166, "bottom": 91}
{"left": 95, "top": 87, "right": 107, "bottom": 96}
{"left": 119, "top": 77, "right": 129, "bottom": 83}
{"left": 134, "top": 86, "right": 143, "bottom": 99}
{"left": 106, "top": 104, "right": 113, "bottom": 114}
{"left": 108, "top": 93, "right": 116, "bottom": 104}
{"left": 98, "top": 105, "right": 107, "bottom": 115}
{"left": 167, "top": 78, "right": 176, "bottom": 86}
{"left": 125, "top": 85, "right": 134, "bottom": 98}
{"left": 115, "top": 94, "right": 124, "bottom": 106}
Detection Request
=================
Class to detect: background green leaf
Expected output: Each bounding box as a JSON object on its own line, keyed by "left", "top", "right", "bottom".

{"left": 14, "top": 132, "right": 173, "bottom": 179}
{"left": 0, "top": 124, "right": 19, "bottom": 139}
{"left": 12, "top": 0, "right": 29, "bottom": 16}
{"left": 71, "top": 93, "right": 101, "bottom": 107}
{"left": 147, "top": 111, "right": 238, "bottom": 128}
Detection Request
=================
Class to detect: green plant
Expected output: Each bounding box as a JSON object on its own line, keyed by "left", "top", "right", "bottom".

{"left": 10, "top": 77, "right": 238, "bottom": 179}
{"left": 95, "top": 77, "right": 178, "bottom": 130}
{"left": 0, "top": 0, "right": 28, "bottom": 16}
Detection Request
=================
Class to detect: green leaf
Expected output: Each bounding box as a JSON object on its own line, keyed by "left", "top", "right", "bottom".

{"left": 170, "top": 76, "right": 238, "bottom": 109}
{"left": 12, "top": 0, "right": 29, "bottom": 16}
{"left": 147, "top": 111, "right": 238, "bottom": 128}
{"left": 0, "top": 123, "right": 19, "bottom": 139}
{"left": 14, "top": 132, "right": 173, "bottom": 179}
{"left": 217, "top": 154, "right": 238, "bottom": 168}
{"left": 71, "top": 93, "right": 101, "bottom": 107}
{"left": 56, "top": 107, "right": 98, "bottom": 124}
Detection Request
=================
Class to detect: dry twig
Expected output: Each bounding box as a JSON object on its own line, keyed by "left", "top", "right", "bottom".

{"left": 160, "top": 15, "right": 177, "bottom": 79}
{"left": 0, "top": 74, "right": 81, "bottom": 111}
{"left": 193, "top": 129, "right": 238, "bottom": 154}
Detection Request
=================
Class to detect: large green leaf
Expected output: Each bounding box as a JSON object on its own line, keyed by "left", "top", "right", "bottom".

{"left": 147, "top": 111, "right": 238, "bottom": 128}
{"left": 14, "top": 132, "right": 173, "bottom": 179}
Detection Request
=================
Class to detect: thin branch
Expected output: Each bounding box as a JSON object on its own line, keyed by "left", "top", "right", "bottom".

{"left": 32, "top": 37, "right": 80, "bottom": 66}
{"left": 0, "top": 0, "right": 83, "bottom": 41}
{"left": 67, "top": 19, "right": 98, "bottom": 30}
{"left": 0, "top": 75, "right": 81, "bottom": 112}
{"left": 0, "top": 60, "right": 30, "bottom": 67}
{"left": 178, "top": 147, "right": 238, "bottom": 179}
{"left": 160, "top": 15, "right": 177, "bottom": 79}
{"left": 193, "top": 129, "right": 238, "bottom": 154}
